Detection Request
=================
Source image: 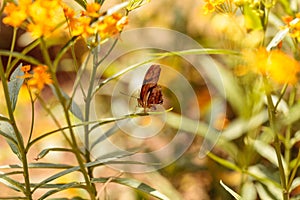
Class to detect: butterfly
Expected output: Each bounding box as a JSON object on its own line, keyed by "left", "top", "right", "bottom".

{"left": 138, "top": 65, "right": 163, "bottom": 112}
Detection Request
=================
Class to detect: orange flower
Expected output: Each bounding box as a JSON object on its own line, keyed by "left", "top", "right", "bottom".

{"left": 27, "top": 0, "right": 65, "bottom": 38}
{"left": 2, "top": 0, "right": 31, "bottom": 27}
{"left": 64, "top": 3, "right": 128, "bottom": 41}
{"left": 96, "top": 14, "right": 128, "bottom": 39}
{"left": 243, "top": 48, "right": 300, "bottom": 85}
{"left": 283, "top": 14, "right": 300, "bottom": 42}
{"left": 68, "top": 16, "right": 95, "bottom": 38}
{"left": 27, "top": 65, "right": 52, "bottom": 91}
{"left": 84, "top": 2, "right": 101, "bottom": 18}
{"left": 19, "top": 65, "right": 33, "bottom": 79}
{"left": 202, "top": 0, "right": 231, "bottom": 14}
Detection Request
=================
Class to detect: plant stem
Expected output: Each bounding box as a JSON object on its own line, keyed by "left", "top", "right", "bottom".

{"left": 0, "top": 59, "right": 32, "bottom": 199}
{"left": 39, "top": 39, "right": 96, "bottom": 199}
{"left": 6, "top": 27, "right": 17, "bottom": 71}
{"left": 264, "top": 78, "right": 288, "bottom": 200}
{"left": 83, "top": 47, "right": 101, "bottom": 198}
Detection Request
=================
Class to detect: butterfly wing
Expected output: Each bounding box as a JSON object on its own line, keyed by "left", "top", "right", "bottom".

{"left": 138, "top": 65, "right": 163, "bottom": 109}
{"left": 147, "top": 85, "right": 163, "bottom": 106}
{"left": 142, "top": 64, "right": 161, "bottom": 85}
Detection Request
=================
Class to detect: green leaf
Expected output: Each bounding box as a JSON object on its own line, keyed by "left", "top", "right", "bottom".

{"left": 90, "top": 125, "right": 119, "bottom": 150}
{"left": 38, "top": 182, "right": 86, "bottom": 200}
{"left": 255, "top": 182, "right": 281, "bottom": 200}
{"left": 35, "top": 148, "right": 74, "bottom": 160}
{"left": 0, "top": 121, "right": 21, "bottom": 160}
{"left": 0, "top": 50, "right": 41, "bottom": 66}
{"left": 220, "top": 180, "right": 242, "bottom": 200}
{"left": 32, "top": 156, "right": 141, "bottom": 192}
{"left": 0, "top": 163, "right": 74, "bottom": 169}
{"left": 28, "top": 163, "right": 74, "bottom": 169}
{"left": 50, "top": 85, "right": 83, "bottom": 121}
{"left": 241, "top": 181, "right": 257, "bottom": 200}
{"left": 253, "top": 140, "right": 287, "bottom": 171}
{"left": 0, "top": 174, "right": 25, "bottom": 192}
{"left": 95, "top": 0, "right": 105, "bottom": 5}
{"left": 7, "top": 63, "right": 24, "bottom": 112}
{"left": 74, "top": 0, "right": 87, "bottom": 8}
{"left": 92, "top": 177, "right": 170, "bottom": 200}
{"left": 207, "top": 152, "right": 241, "bottom": 172}
{"left": 284, "top": 102, "right": 300, "bottom": 125}
{"left": 222, "top": 110, "right": 268, "bottom": 140}
{"left": 127, "top": 0, "right": 150, "bottom": 11}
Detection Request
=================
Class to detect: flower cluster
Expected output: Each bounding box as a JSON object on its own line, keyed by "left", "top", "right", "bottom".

{"left": 3, "top": 0, "right": 65, "bottom": 38}
{"left": 202, "top": 0, "right": 235, "bottom": 14}
{"left": 242, "top": 48, "right": 300, "bottom": 85}
{"left": 2, "top": 1, "right": 128, "bottom": 41}
{"left": 64, "top": 2, "right": 128, "bottom": 41}
{"left": 20, "top": 65, "right": 52, "bottom": 91}
{"left": 283, "top": 14, "right": 300, "bottom": 42}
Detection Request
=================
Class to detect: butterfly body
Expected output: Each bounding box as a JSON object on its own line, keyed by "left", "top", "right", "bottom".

{"left": 138, "top": 65, "right": 163, "bottom": 112}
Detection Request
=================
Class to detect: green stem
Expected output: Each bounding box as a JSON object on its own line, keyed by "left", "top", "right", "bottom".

{"left": 0, "top": 58, "right": 32, "bottom": 199}
{"left": 25, "top": 83, "right": 36, "bottom": 150}
{"left": 39, "top": 39, "right": 96, "bottom": 199}
{"left": 6, "top": 27, "right": 18, "bottom": 71}
{"left": 7, "top": 39, "right": 40, "bottom": 76}
{"left": 264, "top": 77, "right": 288, "bottom": 200}
{"left": 83, "top": 47, "right": 100, "bottom": 198}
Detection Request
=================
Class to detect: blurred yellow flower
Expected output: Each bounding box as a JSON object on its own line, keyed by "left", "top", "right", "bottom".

{"left": 97, "top": 14, "right": 128, "bottom": 40}
{"left": 19, "top": 65, "right": 33, "bottom": 79}
{"left": 27, "top": 65, "right": 52, "bottom": 91}
{"left": 2, "top": 0, "right": 31, "bottom": 27}
{"left": 243, "top": 48, "right": 300, "bottom": 85}
{"left": 202, "top": 0, "right": 233, "bottom": 14}
{"left": 64, "top": 3, "right": 128, "bottom": 41}
{"left": 84, "top": 2, "right": 101, "bottom": 18}
{"left": 69, "top": 16, "right": 96, "bottom": 38}
{"left": 2, "top": 0, "right": 65, "bottom": 37}
{"left": 27, "top": 0, "right": 65, "bottom": 38}
{"left": 283, "top": 14, "right": 300, "bottom": 42}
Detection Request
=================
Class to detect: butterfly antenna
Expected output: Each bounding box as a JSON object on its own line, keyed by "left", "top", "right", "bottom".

{"left": 119, "top": 91, "right": 139, "bottom": 99}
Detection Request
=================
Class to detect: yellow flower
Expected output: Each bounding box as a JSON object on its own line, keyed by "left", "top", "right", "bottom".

{"left": 28, "top": 65, "right": 52, "bottom": 91}
{"left": 64, "top": 3, "right": 128, "bottom": 41}
{"left": 243, "top": 48, "right": 300, "bottom": 85}
{"left": 2, "top": 0, "right": 31, "bottom": 27}
{"left": 202, "top": 0, "right": 233, "bottom": 14}
{"left": 96, "top": 14, "right": 128, "bottom": 39}
{"left": 27, "top": 0, "right": 65, "bottom": 38}
{"left": 68, "top": 16, "right": 96, "bottom": 38}
{"left": 19, "top": 65, "right": 33, "bottom": 79}
{"left": 84, "top": 2, "right": 101, "bottom": 18}
{"left": 283, "top": 14, "right": 300, "bottom": 42}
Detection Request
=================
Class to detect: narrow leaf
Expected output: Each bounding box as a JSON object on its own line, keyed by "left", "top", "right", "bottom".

{"left": 90, "top": 125, "right": 119, "bottom": 150}
{"left": 92, "top": 177, "right": 170, "bottom": 200}
{"left": 50, "top": 85, "right": 83, "bottom": 121}
{"left": 0, "top": 174, "right": 25, "bottom": 192}
{"left": 74, "top": 0, "right": 87, "bottom": 8}
{"left": 253, "top": 140, "right": 287, "bottom": 172}
{"left": 220, "top": 180, "right": 242, "bottom": 200}
{"left": 7, "top": 63, "right": 24, "bottom": 111}
{"left": 38, "top": 182, "right": 86, "bottom": 200}
{"left": 0, "top": 163, "right": 74, "bottom": 170}
{"left": 35, "top": 148, "right": 74, "bottom": 160}
{"left": 207, "top": 152, "right": 241, "bottom": 171}
{"left": 0, "top": 121, "right": 21, "bottom": 159}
